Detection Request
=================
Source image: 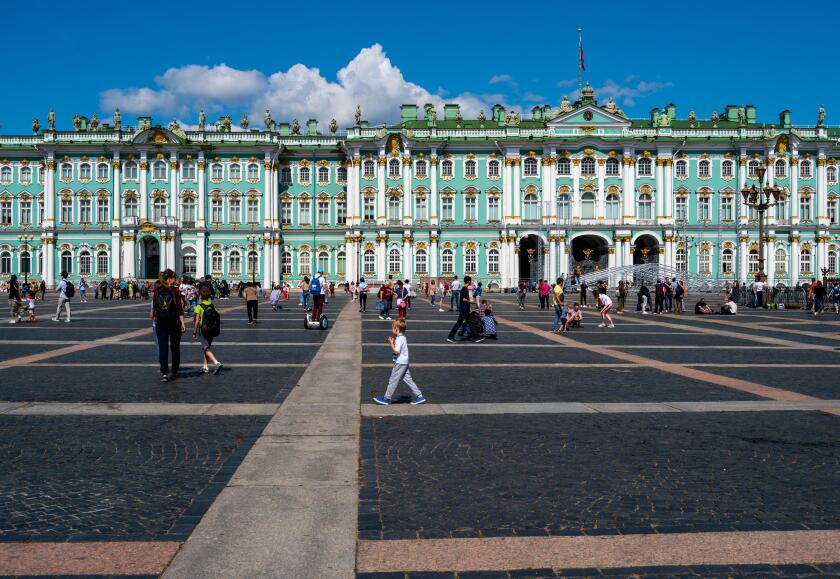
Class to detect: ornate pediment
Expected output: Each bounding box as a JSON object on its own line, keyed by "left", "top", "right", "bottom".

{"left": 132, "top": 127, "right": 184, "bottom": 145}
{"left": 547, "top": 105, "right": 631, "bottom": 129}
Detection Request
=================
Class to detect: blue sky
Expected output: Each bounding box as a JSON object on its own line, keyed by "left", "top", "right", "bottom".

{"left": 4, "top": 0, "right": 838, "bottom": 133}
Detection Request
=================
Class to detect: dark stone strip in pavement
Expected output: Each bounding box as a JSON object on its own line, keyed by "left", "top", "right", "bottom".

{"left": 0, "top": 402, "right": 281, "bottom": 416}
{"left": 0, "top": 541, "right": 182, "bottom": 576}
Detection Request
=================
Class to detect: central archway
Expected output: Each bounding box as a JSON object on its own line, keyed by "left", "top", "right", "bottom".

{"left": 633, "top": 234, "right": 660, "bottom": 265}
{"left": 570, "top": 234, "right": 609, "bottom": 277}
{"left": 518, "top": 234, "right": 542, "bottom": 283}
{"left": 139, "top": 236, "right": 160, "bottom": 279}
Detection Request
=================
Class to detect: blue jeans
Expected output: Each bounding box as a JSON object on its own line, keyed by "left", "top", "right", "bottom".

{"left": 552, "top": 305, "right": 566, "bottom": 331}
{"left": 450, "top": 289, "right": 460, "bottom": 309}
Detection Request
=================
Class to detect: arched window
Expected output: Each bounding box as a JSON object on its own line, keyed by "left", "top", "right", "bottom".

{"left": 441, "top": 159, "right": 453, "bottom": 177}
{"left": 637, "top": 192, "right": 653, "bottom": 220}
{"left": 415, "top": 160, "right": 427, "bottom": 178}
{"left": 363, "top": 250, "right": 375, "bottom": 274}
{"left": 181, "top": 161, "right": 196, "bottom": 180}
{"left": 20, "top": 251, "right": 31, "bottom": 275}
{"left": 415, "top": 249, "right": 427, "bottom": 274}
{"left": 229, "top": 164, "right": 241, "bottom": 180}
{"left": 182, "top": 197, "right": 196, "bottom": 223}
{"left": 97, "top": 163, "right": 109, "bottom": 180}
{"left": 698, "top": 159, "right": 711, "bottom": 178}
{"left": 605, "top": 194, "right": 620, "bottom": 219}
{"left": 211, "top": 163, "right": 223, "bottom": 180}
{"left": 299, "top": 251, "right": 311, "bottom": 275}
{"left": 211, "top": 250, "right": 223, "bottom": 273}
{"left": 124, "top": 161, "right": 138, "bottom": 180}
{"left": 96, "top": 251, "right": 109, "bottom": 275}
{"left": 800, "top": 160, "right": 812, "bottom": 179}
{"left": 153, "top": 197, "right": 167, "bottom": 222}
{"left": 465, "top": 159, "right": 477, "bottom": 178}
{"left": 464, "top": 248, "right": 477, "bottom": 273}
{"left": 748, "top": 249, "right": 759, "bottom": 274}
{"left": 388, "top": 158, "right": 400, "bottom": 178}
{"left": 557, "top": 157, "right": 571, "bottom": 175}
{"left": 248, "top": 251, "right": 259, "bottom": 276}
{"left": 674, "top": 159, "right": 687, "bottom": 177}
{"left": 581, "top": 156, "right": 596, "bottom": 176}
{"left": 20, "top": 166, "right": 32, "bottom": 183}
{"left": 182, "top": 248, "right": 197, "bottom": 276}
{"left": 388, "top": 248, "right": 401, "bottom": 273}
{"left": 281, "top": 251, "right": 292, "bottom": 275}
{"left": 699, "top": 247, "right": 711, "bottom": 274}
{"left": 79, "top": 250, "right": 92, "bottom": 276}
{"left": 828, "top": 166, "right": 837, "bottom": 183}
{"left": 152, "top": 161, "right": 166, "bottom": 180}
{"left": 721, "top": 248, "right": 734, "bottom": 274}
{"left": 97, "top": 197, "right": 109, "bottom": 223}
{"left": 0, "top": 251, "right": 11, "bottom": 274}
{"left": 774, "top": 249, "right": 787, "bottom": 274}
{"left": 228, "top": 251, "right": 241, "bottom": 276}
{"left": 800, "top": 248, "right": 812, "bottom": 274}
{"left": 581, "top": 192, "right": 596, "bottom": 219}
{"left": 523, "top": 157, "right": 538, "bottom": 177}
{"left": 79, "top": 163, "right": 92, "bottom": 180}
{"left": 247, "top": 163, "right": 259, "bottom": 180}
{"left": 337, "top": 166, "right": 347, "bottom": 182}
{"left": 318, "top": 166, "right": 329, "bottom": 183}
{"left": 522, "top": 193, "right": 540, "bottom": 222}
{"left": 60, "top": 163, "right": 72, "bottom": 180}
{"left": 124, "top": 196, "right": 138, "bottom": 218}
{"left": 721, "top": 160, "right": 734, "bottom": 178}
{"left": 299, "top": 166, "right": 310, "bottom": 183}
{"left": 60, "top": 250, "right": 72, "bottom": 274}
{"left": 441, "top": 248, "right": 454, "bottom": 274}
{"left": 337, "top": 251, "right": 346, "bottom": 275}
{"left": 638, "top": 157, "right": 652, "bottom": 176}
{"left": 605, "top": 157, "right": 620, "bottom": 176}
{"left": 557, "top": 193, "right": 570, "bottom": 219}
{"left": 487, "top": 159, "right": 499, "bottom": 177}
{"left": 280, "top": 167, "right": 292, "bottom": 183}
{"left": 675, "top": 248, "right": 686, "bottom": 273}
{"left": 318, "top": 251, "right": 329, "bottom": 273}
{"left": 488, "top": 248, "right": 500, "bottom": 273}
{"left": 362, "top": 160, "right": 375, "bottom": 178}
{"left": 774, "top": 159, "right": 786, "bottom": 178}
{"left": 387, "top": 196, "right": 400, "bottom": 223}
{"left": 748, "top": 160, "right": 760, "bottom": 179}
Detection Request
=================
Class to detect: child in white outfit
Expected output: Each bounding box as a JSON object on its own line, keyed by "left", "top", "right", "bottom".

{"left": 373, "top": 319, "right": 426, "bottom": 405}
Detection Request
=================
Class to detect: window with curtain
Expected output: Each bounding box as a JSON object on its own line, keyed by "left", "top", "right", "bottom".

{"left": 183, "top": 250, "right": 197, "bottom": 275}
{"left": 229, "top": 164, "right": 241, "bottom": 180}
{"left": 97, "top": 163, "right": 109, "bottom": 180}
{"left": 387, "top": 197, "right": 400, "bottom": 223}
{"left": 523, "top": 193, "right": 540, "bottom": 222}
{"left": 775, "top": 249, "right": 786, "bottom": 274}
{"left": 581, "top": 192, "right": 596, "bottom": 219}
{"left": 299, "top": 200, "right": 311, "bottom": 224}
{"left": 675, "top": 196, "right": 687, "bottom": 221}
{"left": 415, "top": 196, "right": 427, "bottom": 221}
{"left": 636, "top": 193, "right": 653, "bottom": 220}
{"left": 299, "top": 252, "right": 311, "bottom": 275}
{"left": 488, "top": 249, "right": 500, "bottom": 273}
{"left": 211, "top": 164, "right": 223, "bottom": 180}
{"left": 336, "top": 201, "right": 346, "bottom": 225}
{"left": 124, "top": 197, "right": 138, "bottom": 218}
{"left": 800, "top": 249, "right": 812, "bottom": 274}
{"left": 441, "top": 248, "right": 453, "bottom": 274}
{"left": 488, "top": 196, "right": 500, "bottom": 221}
{"left": 79, "top": 164, "right": 92, "bottom": 180}
{"left": 388, "top": 248, "right": 401, "bottom": 273}
{"left": 415, "top": 160, "right": 427, "bottom": 178}
{"left": 363, "top": 250, "right": 375, "bottom": 274}
{"left": 557, "top": 157, "right": 571, "bottom": 175}
{"left": 97, "top": 198, "right": 109, "bottom": 223}
{"left": 337, "top": 252, "right": 346, "bottom": 275}
{"left": 229, "top": 198, "right": 241, "bottom": 224}
{"left": 152, "top": 198, "right": 167, "bottom": 222}
{"left": 19, "top": 200, "right": 31, "bottom": 225}
{"left": 464, "top": 248, "right": 477, "bottom": 273}
{"left": 211, "top": 250, "right": 223, "bottom": 273}
{"left": 152, "top": 161, "right": 166, "bottom": 180}
{"left": 488, "top": 160, "right": 500, "bottom": 177}
{"left": 605, "top": 194, "right": 620, "bottom": 219}
{"left": 182, "top": 198, "right": 196, "bottom": 223}
{"left": 721, "top": 160, "right": 733, "bottom": 178}
{"left": 581, "top": 157, "right": 596, "bottom": 176}
{"left": 317, "top": 250, "right": 329, "bottom": 274}
{"left": 748, "top": 249, "right": 759, "bottom": 274}
{"left": 675, "top": 248, "right": 686, "bottom": 273}
{"left": 638, "top": 157, "right": 652, "bottom": 176}
{"left": 60, "top": 163, "right": 72, "bottom": 180}
{"left": 464, "top": 196, "right": 477, "bottom": 221}
{"left": 61, "top": 198, "right": 73, "bottom": 223}
{"left": 800, "top": 196, "right": 812, "bottom": 221}
{"left": 721, "top": 197, "right": 734, "bottom": 221}
{"left": 318, "top": 200, "right": 329, "bottom": 225}
{"left": 79, "top": 198, "right": 92, "bottom": 223}
{"left": 248, "top": 251, "right": 259, "bottom": 276}
{"left": 211, "top": 199, "right": 223, "bottom": 224}
{"left": 698, "top": 160, "right": 710, "bottom": 178}
{"left": 465, "top": 160, "right": 477, "bottom": 178}
{"left": 698, "top": 196, "right": 711, "bottom": 221}
{"left": 605, "top": 157, "right": 620, "bottom": 176}
{"left": 79, "top": 251, "right": 92, "bottom": 276}
{"left": 61, "top": 250, "right": 73, "bottom": 274}
{"left": 281, "top": 201, "right": 292, "bottom": 225}
{"left": 124, "top": 161, "right": 138, "bottom": 179}
{"left": 558, "top": 194, "right": 570, "bottom": 220}
{"left": 523, "top": 158, "right": 537, "bottom": 176}
{"left": 281, "top": 252, "right": 292, "bottom": 275}
{"left": 699, "top": 248, "right": 711, "bottom": 274}
{"left": 247, "top": 163, "right": 259, "bottom": 180}
{"left": 441, "top": 197, "right": 453, "bottom": 221}
{"left": 363, "top": 198, "right": 375, "bottom": 222}
{"left": 415, "top": 250, "right": 427, "bottom": 274}
{"left": 318, "top": 166, "right": 329, "bottom": 183}
{"left": 388, "top": 159, "right": 400, "bottom": 178}
{"left": 96, "top": 251, "right": 109, "bottom": 275}
{"left": 229, "top": 251, "right": 241, "bottom": 276}
{"left": 182, "top": 162, "right": 196, "bottom": 180}
{"left": 20, "top": 166, "right": 32, "bottom": 183}
{"left": 0, "top": 199, "right": 11, "bottom": 224}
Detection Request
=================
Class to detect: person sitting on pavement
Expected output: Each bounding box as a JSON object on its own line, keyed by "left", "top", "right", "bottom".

{"left": 694, "top": 297, "right": 713, "bottom": 315}
{"left": 481, "top": 306, "right": 498, "bottom": 339}
{"left": 720, "top": 298, "right": 738, "bottom": 315}
{"left": 566, "top": 302, "right": 583, "bottom": 328}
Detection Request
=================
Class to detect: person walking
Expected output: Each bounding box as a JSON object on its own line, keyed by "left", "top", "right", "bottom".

{"left": 539, "top": 279, "right": 550, "bottom": 309}
{"left": 394, "top": 280, "right": 409, "bottom": 319}
{"left": 373, "top": 319, "right": 426, "bottom": 405}
{"left": 299, "top": 276, "right": 310, "bottom": 310}
{"left": 39, "top": 280, "right": 46, "bottom": 301}
{"left": 193, "top": 285, "right": 223, "bottom": 375}
{"left": 378, "top": 281, "right": 393, "bottom": 320}
{"left": 653, "top": 279, "right": 665, "bottom": 314}
{"left": 243, "top": 282, "right": 259, "bottom": 324}
{"left": 79, "top": 278, "right": 88, "bottom": 303}
{"left": 447, "top": 275, "right": 484, "bottom": 343}
{"left": 551, "top": 278, "right": 566, "bottom": 333}
{"left": 449, "top": 276, "right": 462, "bottom": 311}
{"left": 53, "top": 271, "right": 73, "bottom": 323}
{"left": 813, "top": 280, "right": 827, "bottom": 315}
{"left": 516, "top": 280, "right": 527, "bottom": 310}
{"left": 616, "top": 280, "right": 627, "bottom": 314}
{"left": 151, "top": 269, "right": 186, "bottom": 383}
{"left": 309, "top": 270, "right": 326, "bottom": 321}
{"left": 579, "top": 281, "right": 588, "bottom": 307}
{"left": 674, "top": 279, "right": 686, "bottom": 314}
{"left": 358, "top": 277, "right": 369, "bottom": 312}
{"left": 7, "top": 275, "right": 23, "bottom": 324}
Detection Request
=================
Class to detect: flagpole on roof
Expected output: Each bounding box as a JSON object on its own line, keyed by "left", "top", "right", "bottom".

{"left": 577, "top": 28, "right": 584, "bottom": 102}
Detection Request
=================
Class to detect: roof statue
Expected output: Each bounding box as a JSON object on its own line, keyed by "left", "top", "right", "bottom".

{"left": 818, "top": 104, "right": 826, "bottom": 127}
{"left": 738, "top": 107, "right": 746, "bottom": 126}
{"left": 329, "top": 118, "right": 338, "bottom": 134}
{"left": 688, "top": 110, "right": 696, "bottom": 126}
{"left": 354, "top": 105, "right": 361, "bottom": 126}
{"left": 558, "top": 96, "right": 574, "bottom": 114}
{"left": 73, "top": 113, "right": 81, "bottom": 131}
{"left": 711, "top": 111, "right": 719, "bottom": 127}
{"left": 240, "top": 114, "right": 249, "bottom": 130}
{"left": 291, "top": 119, "right": 300, "bottom": 134}
{"left": 90, "top": 114, "right": 99, "bottom": 131}
{"left": 264, "top": 110, "right": 274, "bottom": 131}
{"left": 658, "top": 110, "right": 671, "bottom": 127}
{"left": 113, "top": 108, "right": 121, "bottom": 130}
{"left": 31, "top": 118, "right": 40, "bottom": 135}
{"left": 198, "top": 110, "right": 206, "bottom": 131}
{"left": 168, "top": 118, "right": 180, "bottom": 132}
{"left": 478, "top": 109, "right": 486, "bottom": 124}
{"left": 47, "top": 110, "right": 55, "bottom": 131}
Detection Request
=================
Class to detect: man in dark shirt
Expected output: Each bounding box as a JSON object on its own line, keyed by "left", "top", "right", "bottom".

{"left": 7, "top": 275, "right": 23, "bottom": 323}
{"left": 446, "top": 275, "right": 484, "bottom": 343}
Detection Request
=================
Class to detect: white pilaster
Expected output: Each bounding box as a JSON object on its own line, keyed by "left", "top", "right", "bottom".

{"left": 376, "top": 152, "right": 386, "bottom": 225}
{"left": 572, "top": 159, "right": 581, "bottom": 220}
{"left": 111, "top": 231, "right": 121, "bottom": 279}
{"left": 45, "top": 156, "right": 56, "bottom": 226}
{"left": 112, "top": 156, "right": 121, "bottom": 227}
{"left": 196, "top": 231, "right": 206, "bottom": 277}
{"left": 655, "top": 158, "right": 664, "bottom": 222}
{"left": 197, "top": 154, "right": 206, "bottom": 227}
{"left": 430, "top": 155, "right": 439, "bottom": 226}
{"left": 790, "top": 157, "right": 799, "bottom": 225}
{"left": 512, "top": 158, "right": 521, "bottom": 223}
{"left": 139, "top": 154, "right": 149, "bottom": 221}
{"left": 738, "top": 155, "right": 748, "bottom": 224}
{"left": 430, "top": 235, "right": 439, "bottom": 278}
{"left": 739, "top": 235, "right": 748, "bottom": 283}
{"left": 596, "top": 159, "right": 605, "bottom": 219}
{"left": 170, "top": 155, "right": 179, "bottom": 220}
{"left": 623, "top": 155, "right": 635, "bottom": 224}
{"left": 791, "top": 234, "right": 800, "bottom": 285}
{"left": 122, "top": 234, "right": 135, "bottom": 279}
{"left": 664, "top": 158, "right": 673, "bottom": 223}
{"left": 818, "top": 152, "right": 828, "bottom": 225}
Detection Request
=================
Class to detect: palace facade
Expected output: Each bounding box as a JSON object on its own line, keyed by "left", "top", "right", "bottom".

{"left": 1, "top": 84, "right": 839, "bottom": 288}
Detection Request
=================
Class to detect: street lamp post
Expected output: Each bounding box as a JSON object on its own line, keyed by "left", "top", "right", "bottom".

{"left": 18, "top": 234, "right": 35, "bottom": 284}
{"left": 741, "top": 163, "right": 783, "bottom": 281}
{"left": 245, "top": 233, "right": 261, "bottom": 285}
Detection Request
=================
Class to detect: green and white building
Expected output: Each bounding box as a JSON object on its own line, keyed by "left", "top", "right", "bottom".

{"left": 1, "top": 84, "right": 839, "bottom": 288}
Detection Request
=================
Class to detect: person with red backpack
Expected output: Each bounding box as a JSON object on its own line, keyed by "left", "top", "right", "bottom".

{"left": 378, "top": 281, "right": 393, "bottom": 320}
{"left": 151, "top": 268, "right": 186, "bottom": 383}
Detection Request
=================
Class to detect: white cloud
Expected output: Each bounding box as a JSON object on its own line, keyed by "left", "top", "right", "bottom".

{"left": 489, "top": 74, "right": 513, "bottom": 85}
{"left": 100, "top": 45, "right": 521, "bottom": 128}
{"left": 561, "top": 78, "right": 672, "bottom": 109}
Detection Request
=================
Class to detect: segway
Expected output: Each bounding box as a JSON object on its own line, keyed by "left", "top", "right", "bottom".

{"left": 304, "top": 311, "right": 329, "bottom": 330}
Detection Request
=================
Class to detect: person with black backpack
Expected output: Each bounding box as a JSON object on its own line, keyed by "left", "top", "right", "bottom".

{"left": 151, "top": 268, "right": 186, "bottom": 383}
{"left": 192, "top": 285, "right": 223, "bottom": 375}
{"left": 52, "top": 271, "right": 73, "bottom": 323}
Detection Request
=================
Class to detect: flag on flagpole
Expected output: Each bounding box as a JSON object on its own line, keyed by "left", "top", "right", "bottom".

{"left": 578, "top": 28, "right": 585, "bottom": 72}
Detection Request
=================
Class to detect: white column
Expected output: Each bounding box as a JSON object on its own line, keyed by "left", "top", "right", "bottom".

{"left": 45, "top": 237, "right": 55, "bottom": 287}
{"left": 376, "top": 155, "right": 386, "bottom": 225}
{"left": 548, "top": 236, "right": 557, "bottom": 282}
{"left": 738, "top": 157, "right": 748, "bottom": 224}
{"left": 546, "top": 154, "right": 556, "bottom": 224}
{"left": 376, "top": 235, "right": 385, "bottom": 282}
{"left": 502, "top": 158, "right": 511, "bottom": 225}
{"left": 197, "top": 155, "right": 206, "bottom": 227}
{"left": 348, "top": 159, "right": 359, "bottom": 226}
{"left": 664, "top": 158, "right": 673, "bottom": 223}
{"left": 263, "top": 239, "right": 271, "bottom": 288}
{"left": 111, "top": 231, "right": 121, "bottom": 279}
{"left": 791, "top": 235, "right": 800, "bottom": 285}
{"left": 170, "top": 155, "right": 179, "bottom": 220}
{"left": 45, "top": 157, "right": 56, "bottom": 226}
{"left": 572, "top": 159, "right": 581, "bottom": 219}
{"left": 739, "top": 236, "right": 748, "bottom": 283}
{"left": 403, "top": 152, "right": 412, "bottom": 226}
{"left": 112, "top": 157, "right": 121, "bottom": 227}
{"left": 596, "top": 159, "right": 605, "bottom": 219}
{"left": 790, "top": 158, "right": 799, "bottom": 225}
{"left": 624, "top": 238, "right": 633, "bottom": 269}
{"left": 512, "top": 158, "right": 521, "bottom": 223}
{"left": 123, "top": 234, "right": 135, "bottom": 279}
{"left": 264, "top": 158, "right": 273, "bottom": 228}
{"left": 655, "top": 158, "right": 664, "bottom": 222}
{"left": 766, "top": 237, "right": 776, "bottom": 286}
{"left": 430, "top": 236, "right": 439, "bottom": 278}
{"left": 608, "top": 245, "right": 616, "bottom": 269}
{"left": 817, "top": 236, "right": 827, "bottom": 273}
{"left": 196, "top": 231, "right": 206, "bottom": 277}
{"left": 818, "top": 154, "right": 828, "bottom": 225}
{"left": 139, "top": 155, "right": 149, "bottom": 221}
{"left": 665, "top": 236, "right": 674, "bottom": 269}
{"left": 430, "top": 156, "right": 439, "bottom": 226}
{"left": 558, "top": 235, "right": 567, "bottom": 277}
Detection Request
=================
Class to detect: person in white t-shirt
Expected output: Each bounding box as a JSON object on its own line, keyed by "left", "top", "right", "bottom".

{"left": 449, "top": 276, "right": 462, "bottom": 311}
{"left": 596, "top": 292, "right": 615, "bottom": 328}
{"left": 373, "top": 318, "right": 426, "bottom": 405}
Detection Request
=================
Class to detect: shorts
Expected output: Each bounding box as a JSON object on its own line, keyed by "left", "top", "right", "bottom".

{"left": 600, "top": 304, "right": 613, "bottom": 315}
{"left": 199, "top": 334, "right": 213, "bottom": 352}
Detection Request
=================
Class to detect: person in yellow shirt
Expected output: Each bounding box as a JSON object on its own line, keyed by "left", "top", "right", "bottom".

{"left": 551, "top": 278, "right": 566, "bottom": 333}
{"left": 193, "top": 286, "right": 223, "bottom": 374}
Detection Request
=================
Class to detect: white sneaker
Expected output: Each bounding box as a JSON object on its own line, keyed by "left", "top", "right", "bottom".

{"left": 51, "top": 318, "right": 60, "bottom": 322}
{"left": 65, "top": 319, "right": 71, "bottom": 323}
{"left": 608, "top": 324, "right": 615, "bottom": 328}
{"left": 597, "top": 323, "right": 606, "bottom": 328}
{"left": 8, "top": 319, "right": 17, "bottom": 324}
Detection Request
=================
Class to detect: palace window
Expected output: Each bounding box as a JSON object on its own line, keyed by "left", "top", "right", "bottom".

{"left": 281, "top": 201, "right": 292, "bottom": 225}
{"left": 97, "top": 198, "right": 109, "bottom": 223}
{"left": 488, "top": 196, "right": 500, "bottom": 221}
{"left": 229, "top": 198, "right": 241, "bottom": 224}
{"left": 441, "top": 159, "right": 453, "bottom": 177}
{"left": 388, "top": 158, "right": 400, "bottom": 178}
{"left": 698, "top": 160, "right": 711, "bottom": 178}
{"left": 828, "top": 166, "right": 837, "bottom": 183}
{"left": 0, "top": 199, "right": 11, "bottom": 224}
{"left": 415, "top": 249, "right": 427, "bottom": 274}
{"left": 124, "top": 161, "right": 138, "bottom": 180}
{"left": 721, "top": 196, "right": 734, "bottom": 221}
{"left": 441, "top": 248, "right": 454, "bottom": 274}
{"left": 318, "top": 200, "right": 330, "bottom": 225}
{"left": 699, "top": 248, "right": 711, "bottom": 274}
{"left": 387, "top": 196, "right": 400, "bottom": 224}
{"left": 721, "top": 160, "right": 734, "bottom": 178}
{"left": 605, "top": 194, "right": 620, "bottom": 219}
{"left": 774, "top": 195, "right": 786, "bottom": 220}
{"left": 299, "top": 166, "right": 310, "bottom": 183}
{"left": 672, "top": 159, "right": 686, "bottom": 178}
{"left": 581, "top": 192, "right": 596, "bottom": 219}
{"left": 337, "top": 200, "right": 346, "bottom": 225}
{"left": 488, "top": 248, "right": 500, "bottom": 273}
{"left": 337, "top": 251, "right": 346, "bottom": 275}
{"left": 800, "top": 248, "right": 812, "bottom": 274}
{"left": 698, "top": 196, "right": 711, "bottom": 221}
{"left": 464, "top": 196, "right": 477, "bottom": 221}
{"left": 20, "top": 166, "right": 32, "bottom": 183}
{"left": 748, "top": 205, "right": 758, "bottom": 222}
{"left": 637, "top": 192, "right": 653, "bottom": 220}
{"left": 183, "top": 249, "right": 197, "bottom": 276}
{"left": 60, "top": 250, "right": 72, "bottom": 274}
{"left": 557, "top": 157, "right": 571, "bottom": 176}
{"left": 829, "top": 251, "right": 838, "bottom": 274}
{"left": 181, "top": 161, "right": 196, "bottom": 180}
{"left": 488, "top": 159, "right": 500, "bottom": 177}
{"left": 124, "top": 197, "right": 138, "bottom": 218}
{"left": 605, "top": 157, "right": 620, "bottom": 176}
{"left": 20, "top": 251, "right": 31, "bottom": 275}
{"left": 465, "top": 159, "right": 477, "bottom": 178}
{"left": 637, "top": 157, "right": 652, "bottom": 177}
{"left": 829, "top": 199, "right": 838, "bottom": 225}
{"left": 0, "top": 251, "right": 10, "bottom": 274}
{"left": 79, "top": 163, "right": 92, "bottom": 180}
{"left": 675, "top": 196, "right": 687, "bottom": 222}
{"left": 1, "top": 166, "right": 13, "bottom": 182}
{"left": 247, "top": 163, "right": 259, "bottom": 180}
{"left": 229, "top": 251, "right": 241, "bottom": 276}
{"left": 229, "top": 164, "right": 241, "bottom": 180}
{"left": 415, "top": 160, "right": 427, "bottom": 178}
{"left": 337, "top": 166, "right": 347, "bottom": 182}
{"left": 388, "top": 248, "right": 401, "bottom": 273}
{"left": 211, "top": 199, "right": 223, "bottom": 224}
{"left": 20, "top": 200, "right": 31, "bottom": 225}
{"left": 247, "top": 199, "right": 259, "bottom": 224}
{"left": 97, "top": 251, "right": 109, "bottom": 275}
{"left": 800, "top": 160, "right": 812, "bottom": 179}
{"left": 441, "top": 196, "right": 453, "bottom": 221}
{"left": 800, "top": 196, "right": 812, "bottom": 221}
{"left": 581, "top": 156, "right": 596, "bottom": 176}
{"left": 79, "top": 198, "right": 91, "bottom": 223}
{"left": 211, "top": 163, "right": 223, "bottom": 180}
{"left": 299, "top": 251, "right": 311, "bottom": 275}
{"left": 281, "top": 167, "right": 292, "bottom": 183}
{"left": 182, "top": 198, "right": 196, "bottom": 223}
{"left": 558, "top": 193, "right": 570, "bottom": 220}
{"left": 153, "top": 198, "right": 167, "bottom": 222}
{"left": 722, "top": 248, "right": 734, "bottom": 274}
{"left": 675, "top": 248, "right": 686, "bottom": 273}
{"left": 363, "top": 250, "right": 375, "bottom": 274}
{"left": 465, "top": 248, "right": 477, "bottom": 273}
{"left": 60, "top": 198, "right": 73, "bottom": 223}
{"left": 775, "top": 249, "right": 787, "bottom": 274}
{"left": 248, "top": 251, "right": 259, "bottom": 276}
{"left": 415, "top": 196, "right": 428, "bottom": 221}
{"left": 523, "top": 157, "right": 538, "bottom": 177}
{"left": 774, "top": 159, "right": 786, "bottom": 178}
{"left": 748, "top": 249, "right": 759, "bottom": 274}
{"left": 363, "top": 197, "right": 375, "bottom": 222}
{"left": 79, "top": 251, "right": 92, "bottom": 276}
{"left": 281, "top": 252, "right": 292, "bottom": 275}
{"left": 299, "top": 200, "right": 311, "bottom": 225}
{"left": 211, "top": 250, "right": 223, "bottom": 273}
{"left": 748, "top": 160, "right": 760, "bottom": 179}
{"left": 318, "top": 166, "right": 329, "bottom": 183}
{"left": 60, "top": 163, "right": 72, "bottom": 180}
{"left": 523, "top": 193, "right": 540, "bottom": 222}
{"left": 152, "top": 161, "right": 166, "bottom": 180}
{"left": 97, "top": 163, "right": 109, "bottom": 180}
{"left": 363, "top": 160, "right": 375, "bottom": 178}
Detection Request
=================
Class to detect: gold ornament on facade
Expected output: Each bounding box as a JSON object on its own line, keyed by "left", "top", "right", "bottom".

{"left": 46, "top": 161, "right": 56, "bottom": 170}
{"left": 139, "top": 162, "right": 149, "bottom": 170}
{"left": 801, "top": 241, "right": 813, "bottom": 250}
{"left": 597, "top": 159, "right": 606, "bottom": 166}
{"left": 572, "top": 159, "right": 580, "bottom": 166}
{"left": 197, "top": 161, "right": 205, "bottom": 170}
{"left": 169, "top": 161, "right": 179, "bottom": 169}
{"left": 817, "top": 158, "right": 827, "bottom": 167}
{"left": 403, "top": 156, "right": 411, "bottom": 166}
